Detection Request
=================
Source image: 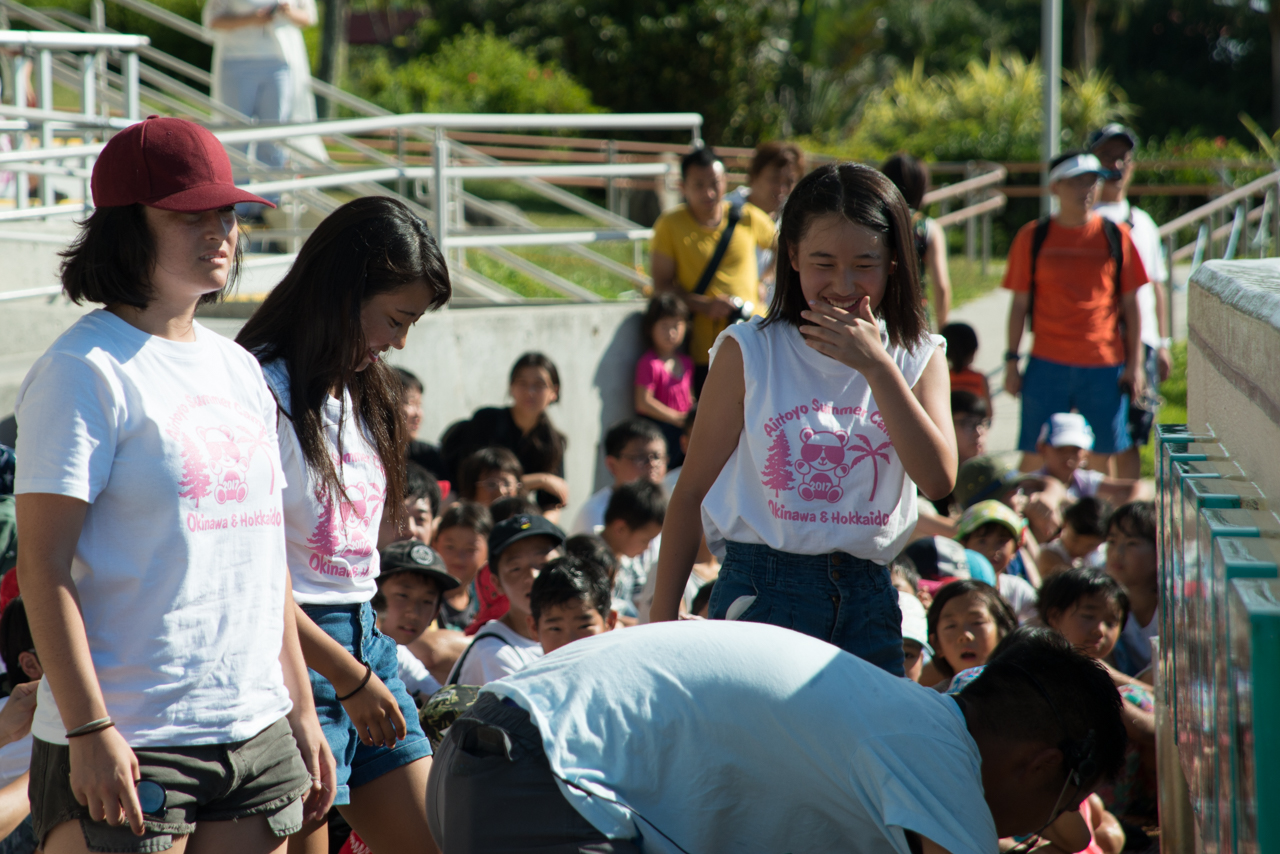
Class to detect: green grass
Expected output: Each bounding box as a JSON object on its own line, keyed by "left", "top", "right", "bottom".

{"left": 464, "top": 250, "right": 564, "bottom": 299}
{"left": 1140, "top": 341, "right": 1188, "bottom": 478}
{"left": 458, "top": 182, "right": 647, "bottom": 299}
{"left": 949, "top": 256, "right": 1006, "bottom": 308}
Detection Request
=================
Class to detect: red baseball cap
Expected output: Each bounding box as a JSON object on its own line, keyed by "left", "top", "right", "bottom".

{"left": 92, "top": 115, "right": 275, "bottom": 211}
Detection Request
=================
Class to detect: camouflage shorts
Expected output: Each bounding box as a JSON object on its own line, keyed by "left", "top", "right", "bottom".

{"left": 419, "top": 685, "right": 481, "bottom": 749}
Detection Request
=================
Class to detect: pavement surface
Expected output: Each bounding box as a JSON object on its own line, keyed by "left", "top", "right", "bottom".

{"left": 948, "top": 265, "right": 1191, "bottom": 455}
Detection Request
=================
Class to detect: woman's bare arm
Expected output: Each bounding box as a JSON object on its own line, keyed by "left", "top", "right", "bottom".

{"left": 925, "top": 220, "right": 952, "bottom": 327}
{"left": 650, "top": 339, "right": 745, "bottom": 622}
{"left": 16, "top": 493, "right": 145, "bottom": 834}
{"left": 293, "top": 605, "right": 406, "bottom": 748}
{"left": 279, "top": 575, "right": 336, "bottom": 823}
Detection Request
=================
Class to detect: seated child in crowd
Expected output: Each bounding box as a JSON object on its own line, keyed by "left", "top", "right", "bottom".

{"left": 921, "top": 579, "right": 1017, "bottom": 691}
{"left": 527, "top": 556, "right": 618, "bottom": 655}
{"left": 395, "top": 367, "right": 448, "bottom": 481}
{"left": 915, "top": 390, "right": 989, "bottom": 532}
{"left": 1038, "top": 568, "right": 1157, "bottom": 821}
{"left": 1104, "top": 501, "right": 1159, "bottom": 678}
{"left": 446, "top": 513, "right": 565, "bottom": 686}
{"left": 941, "top": 322, "right": 991, "bottom": 411}
{"left": 1038, "top": 496, "right": 1109, "bottom": 579}
{"left": 956, "top": 501, "right": 1039, "bottom": 624}
{"left": 574, "top": 417, "right": 668, "bottom": 534}
{"left": 634, "top": 293, "right": 694, "bottom": 469}
{"left": 898, "top": 589, "right": 932, "bottom": 684}
{"left": 462, "top": 495, "right": 543, "bottom": 635}
{"left": 599, "top": 480, "right": 666, "bottom": 622}
{"left": 458, "top": 446, "right": 524, "bottom": 507}
{"left": 433, "top": 501, "right": 492, "bottom": 631}
{"left": 889, "top": 554, "right": 925, "bottom": 606}
{"left": 951, "top": 391, "right": 989, "bottom": 468}
{"left": 0, "top": 597, "right": 42, "bottom": 853}
{"left": 1037, "top": 413, "right": 1145, "bottom": 505}
{"left": 373, "top": 541, "right": 458, "bottom": 702}
{"left": 378, "top": 461, "right": 443, "bottom": 548}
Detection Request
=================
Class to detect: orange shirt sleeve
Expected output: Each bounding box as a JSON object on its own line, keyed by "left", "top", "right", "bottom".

{"left": 1002, "top": 222, "right": 1035, "bottom": 293}
{"left": 1117, "top": 224, "right": 1149, "bottom": 294}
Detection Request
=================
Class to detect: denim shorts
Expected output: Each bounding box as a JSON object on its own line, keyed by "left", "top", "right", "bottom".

{"left": 302, "top": 601, "right": 432, "bottom": 805}
{"left": 708, "top": 541, "right": 905, "bottom": 677}
{"left": 1017, "top": 356, "right": 1131, "bottom": 454}
{"left": 29, "top": 717, "right": 309, "bottom": 853}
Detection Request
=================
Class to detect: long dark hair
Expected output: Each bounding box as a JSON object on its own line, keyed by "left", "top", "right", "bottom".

{"left": 237, "top": 197, "right": 450, "bottom": 529}
{"left": 509, "top": 352, "right": 566, "bottom": 475}
{"left": 61, "top": 204, "right": 241, "bottom": 309}
{"left": 765, "top": 162, "right": 926, "bottom": 350}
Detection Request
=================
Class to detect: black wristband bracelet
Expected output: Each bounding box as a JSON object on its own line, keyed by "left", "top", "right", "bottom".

{"left": 336, "top": 664, "right": 373, "bottom": 702}
{"left": 1004, "top": 351, "right": 1021, "bottom": 362}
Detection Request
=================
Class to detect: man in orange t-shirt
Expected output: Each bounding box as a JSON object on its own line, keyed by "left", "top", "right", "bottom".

{"left": 1002, "top": 151, "right": 1148, "bottom": 471}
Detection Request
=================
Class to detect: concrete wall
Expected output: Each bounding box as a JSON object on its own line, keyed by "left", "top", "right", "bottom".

{"left": 1186, "top": 259, "right": 1280, "bottom": 500}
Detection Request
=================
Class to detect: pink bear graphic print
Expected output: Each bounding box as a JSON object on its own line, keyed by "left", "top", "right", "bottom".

{"left": 170, "top": 396, "right": 277, "bottom": 510}
{"left": 196, "top": 426, "right": 251, "bottom": 504}
{"left": 306, "top": 480, "right": 386, "bottom": 565}
{"left": 794, "top": 428, "right": 852, "bottom": 504}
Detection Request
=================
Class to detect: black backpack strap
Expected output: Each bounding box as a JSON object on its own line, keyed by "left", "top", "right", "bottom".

{"left": 446, "top": 631, "right": 514, "bottom": 687}
{"left": 692, "top": 200, "right": 744, "bottom": 297}
{"left": 1100, "top": 217, "right": 1124, "bottom": 305}
{"left": 1026, "top": 216, "right": 1052, "bottom": 332}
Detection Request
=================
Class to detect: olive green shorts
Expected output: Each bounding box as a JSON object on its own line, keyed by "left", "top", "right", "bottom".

{"left": 30, "top": 717, "right": 311, "bottom": 853}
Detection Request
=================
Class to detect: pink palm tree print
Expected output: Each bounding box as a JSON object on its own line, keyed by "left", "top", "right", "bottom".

{"left": 849, "top": 433, "right": 893, "bottom": 501}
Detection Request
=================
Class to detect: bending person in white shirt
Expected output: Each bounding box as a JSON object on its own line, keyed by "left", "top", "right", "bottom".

{"left": 427, "top": 623, "right": 1128, "bottom": 854}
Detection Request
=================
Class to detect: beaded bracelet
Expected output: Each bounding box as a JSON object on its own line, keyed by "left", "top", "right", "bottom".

{"left": 335, "top": 664, "right": 373, "bottom": 702}
{"left": 66, "top": 717, "right": 115, "bottom": 739}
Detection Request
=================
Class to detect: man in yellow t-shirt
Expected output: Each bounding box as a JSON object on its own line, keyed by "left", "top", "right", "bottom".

{"left": 650, "top": 146, "right": 776, "bottom": 392}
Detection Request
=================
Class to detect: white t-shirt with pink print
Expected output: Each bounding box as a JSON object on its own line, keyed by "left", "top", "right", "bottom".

{"left": 15, "top": 310, "right": 293, "bottom": 747}
{"left": 261, "top": 361, "right": 386, "bottom": 605}
{"left": 702, "top": 316, "right": 944, "bottom": 564}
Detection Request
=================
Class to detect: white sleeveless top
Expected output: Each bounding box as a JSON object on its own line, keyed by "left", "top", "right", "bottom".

{"left": 702, "top": 317, "right": 944, "bottom": 564}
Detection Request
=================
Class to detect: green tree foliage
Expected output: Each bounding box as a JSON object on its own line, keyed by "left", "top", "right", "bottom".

{"left": 817, "top": 52, "right": 1133, "bottom": 163}
{"left": 349, "top": 26, "right": 599, "bottom": 115}
{"left": 422, "top": 0, "right": 789, "bottom": 144}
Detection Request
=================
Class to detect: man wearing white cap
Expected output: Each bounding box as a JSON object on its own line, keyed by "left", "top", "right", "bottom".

{"left": 1089, "top": 124, "right": 1171, "bottom": 479}
{"left": 1002, "top": 150, "right": 1149, "bottom": 474}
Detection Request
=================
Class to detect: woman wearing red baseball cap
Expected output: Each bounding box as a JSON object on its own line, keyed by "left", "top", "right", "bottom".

{"left": 13, "top": 117, "right": 333, "bottom": 854}
{"left": 237, "top": 194, "right": 450, "bottom": 854}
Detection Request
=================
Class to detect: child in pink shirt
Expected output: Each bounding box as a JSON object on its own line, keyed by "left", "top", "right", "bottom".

{"left": 634, "top": 293, "right": 694, "bottom": 466}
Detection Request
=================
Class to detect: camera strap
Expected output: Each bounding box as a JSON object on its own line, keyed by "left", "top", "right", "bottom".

{"left": 692, "top": 200, "right": 744, "bottom": 297}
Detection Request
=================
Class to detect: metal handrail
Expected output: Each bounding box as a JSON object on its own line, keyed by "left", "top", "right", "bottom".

{"left": 921, "top": 164, "right": 1006, "bottom": 206}
{"left": 1158, "top": 170, "right": 1280, "bottom": 238}
{"left": 0, "top": 31, "right": 148, "bottom": 49}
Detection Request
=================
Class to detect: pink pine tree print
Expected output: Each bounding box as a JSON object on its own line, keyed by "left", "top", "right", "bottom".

{"left": 761, "top": 429, "right": 796, "bottom": 497}
{"left": 849, "top": 433, "right": 893, "bottom": 501}
{"left": 178, "top": 434, "right": 212, "bottom": 507}
{"left": 307, "top": 489, "right": 343, "bottom": 555}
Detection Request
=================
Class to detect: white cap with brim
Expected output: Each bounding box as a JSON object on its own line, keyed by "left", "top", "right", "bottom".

{"left": 899, "top": 590, "right": 933, "bottom": 655}
{"left": 1048, "top": 153, "right": 1106, "bottom": 184}
{"left": 1037, "top": 412, "right": 1096, "bottom": 451}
